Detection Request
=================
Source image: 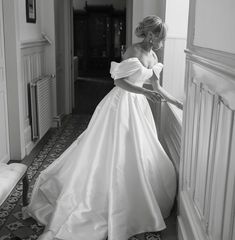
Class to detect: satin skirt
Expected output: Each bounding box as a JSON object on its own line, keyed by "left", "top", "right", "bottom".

{"left": 25, "top": 86, "right": 177, "bottom": 240}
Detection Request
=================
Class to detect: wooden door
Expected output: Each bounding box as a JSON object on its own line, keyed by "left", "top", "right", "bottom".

{"left": 54, "top": 0, "right": 73, "bottom": 115}
{"left": 0, "top": 0, "right": 10, "bottom": 163}
{"left": 86, "top": 6, "right": 113, "bottom": 77}
{"left": 178, "top": 0, "right": 235, "bottom": 239}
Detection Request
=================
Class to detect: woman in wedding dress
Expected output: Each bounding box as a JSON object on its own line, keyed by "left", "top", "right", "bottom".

{"left": 24, "top": 15, "right": 183, "bottom": 240}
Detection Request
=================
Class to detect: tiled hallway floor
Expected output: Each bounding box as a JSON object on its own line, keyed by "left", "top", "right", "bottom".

{"left": 0, "top": 114, "right": 177, "bottom": 240}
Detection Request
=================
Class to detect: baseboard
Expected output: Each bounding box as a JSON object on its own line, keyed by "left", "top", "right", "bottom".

{"left": 22, "top": 129, "right": 52, "bottom": 166}
{"left": 24, "top": 125, "right": 35, "bottom": 155}
{"left": 178, "top": 191, "right": 209, "bottom": 240}
{"left": 25, "top": 140, "right": 35, "bottom": 156}
{"left": 52, "top": 113, "right": 65, "bottom": 128}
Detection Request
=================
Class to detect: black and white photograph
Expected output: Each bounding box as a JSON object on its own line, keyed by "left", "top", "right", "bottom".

{"left": 0, "top": 0, "right": 235, "bottom": 240}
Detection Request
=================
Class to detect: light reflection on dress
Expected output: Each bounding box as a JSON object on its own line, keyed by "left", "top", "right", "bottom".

{"left": 24, "top": 58, "right": 177, "bottom": 240}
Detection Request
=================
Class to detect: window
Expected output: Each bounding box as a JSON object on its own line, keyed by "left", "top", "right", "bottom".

{"left": 161, "top": 0, "right": 189, "bottom": 121}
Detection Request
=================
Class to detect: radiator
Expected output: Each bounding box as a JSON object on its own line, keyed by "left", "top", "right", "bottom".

{"left": 29, "top": 75, "right": 52, "bottom": 142}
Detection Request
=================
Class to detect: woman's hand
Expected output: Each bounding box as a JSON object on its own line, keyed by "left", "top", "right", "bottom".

{"left": 143, "top": 90, "right": 162, "bottom": 102}
{"left": 150, "top": 78, "right": 183, "bottom": 109}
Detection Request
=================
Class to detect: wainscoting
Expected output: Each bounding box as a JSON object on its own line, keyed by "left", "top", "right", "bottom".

{"left": 20, "top": 40, "right": 51, "bottom": 155}
{"left": 178, "top": 51, "right": 235, "bottom": 240}
{"left": 161, "top": 103, "right": 182, "bottom": 174}
{"left": 148, "top": 97, "right": 182, "bottom": 175}
{"left": 176, "top": 0, "right": 235, "bottom": 238}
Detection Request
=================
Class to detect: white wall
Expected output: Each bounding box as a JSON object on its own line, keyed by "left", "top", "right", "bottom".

{"left": 73, "top": 0, "right": 125, "bottom": 10}
{"left": 194, "top": 0, "right": 235, "bottom": 54}
{"left": 18, "top": 0, "right": 57, "bottom": 117}
{"left": 40, "top": 0, "right": 57, "bottom": 119}
{"left": 2, "top": 0, "right": 56, "bottom": 160}
{"left": 162, "top": 0, "right": 189, "bottom": 101}
{"left": 18, "top": 0, "right": 42, "bottom": 41}
{"left": 18, "top": 0, "right": 57, "bottom": 50}
{"left": 3, "top": 0, "right": 25, "bottom": 160}
{"left": 164, "top": 0, "right": 188, "bottom": 38}
{"left": 40, "top": 0, "right": 56, "bottom": 76}
{"left": 0, "top": 0, "right": 11, "bottom": 163}
{"left": 159, "top": 0, "right": 188, "bottom": 182}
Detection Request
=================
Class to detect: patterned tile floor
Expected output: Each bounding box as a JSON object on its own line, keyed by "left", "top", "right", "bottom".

{"left": 0, "top": 114, "right": 163, "bottom": 240}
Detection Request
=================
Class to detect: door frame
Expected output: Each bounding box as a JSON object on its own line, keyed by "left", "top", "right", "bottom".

{"left": 0, "top": 0, "right": 10, "bottom": 163}
{"left": 63, "top": 0, "right": 73, "bottom": 115}
{"left": 2, "top": 0, "right": 25, "bottom": 160}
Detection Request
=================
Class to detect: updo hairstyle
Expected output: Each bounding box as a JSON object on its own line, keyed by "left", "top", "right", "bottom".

{"left": 135, "top": 15, "right": 167, "bottom": 40}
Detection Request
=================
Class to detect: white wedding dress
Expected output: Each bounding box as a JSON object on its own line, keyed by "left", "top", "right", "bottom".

{"left": 24, "top": 58, "right": 177, "bottom": 240}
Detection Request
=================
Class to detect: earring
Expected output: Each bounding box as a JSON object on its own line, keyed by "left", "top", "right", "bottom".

{"left": 149, "top": 39, "right": 153, "bottom": 44}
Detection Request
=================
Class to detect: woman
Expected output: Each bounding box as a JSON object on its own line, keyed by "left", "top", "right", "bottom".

{"left": 24, "top": 15, "right": 182, "bottom": 240}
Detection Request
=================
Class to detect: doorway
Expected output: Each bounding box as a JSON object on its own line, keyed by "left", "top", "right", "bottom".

{"left": 72, "top": 1, "right": 126, "bottom": 114}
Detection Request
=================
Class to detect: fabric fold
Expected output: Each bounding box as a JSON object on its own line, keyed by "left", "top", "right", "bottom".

{"left": 110, "top": 58, "right": 144, "bottom": 80}
{"left": 152, "top": 63, "right": 164, "bottom": 80}
{"left": 110, "top": 57, "right": 163, "bottom": 84}
{"left": 24, "top": 59, "right": 176, "bottom": 240}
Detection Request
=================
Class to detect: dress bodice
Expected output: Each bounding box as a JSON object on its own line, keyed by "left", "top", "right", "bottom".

{"left": 110, "top": 57, "right": 163, "bottom": 87}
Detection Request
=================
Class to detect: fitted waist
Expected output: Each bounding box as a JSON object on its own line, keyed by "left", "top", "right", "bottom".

{"left": 113, "top": 85, "right": 144, "bottom": 95}
{"left": 110, "top": 86, "right": 149, "bottom": 103}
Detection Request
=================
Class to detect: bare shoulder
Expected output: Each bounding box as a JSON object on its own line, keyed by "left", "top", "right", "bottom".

{"left": 122, "top": 44, "right": 141, "bottom": 60}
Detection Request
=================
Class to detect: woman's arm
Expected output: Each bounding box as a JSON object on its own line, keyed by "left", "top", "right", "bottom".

{"left": 150, "top": 75, "right": 183, "bottom": 110}
{"left": 114, "top": 78, "right": 161, "bottom": 102}
{"left": 114, "top": 45, "right": 162, "bottom": 102}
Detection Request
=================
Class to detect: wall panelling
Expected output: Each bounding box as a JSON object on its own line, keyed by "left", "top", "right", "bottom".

{"left": 20, "top": 40, "right": 48, "bottom": 154}
{"left": 179, "top": 52, "right": 235, "bottom": 240}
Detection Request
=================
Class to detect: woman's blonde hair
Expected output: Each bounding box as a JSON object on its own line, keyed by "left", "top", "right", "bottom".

{"left": 135, "top": 15, "right": 167, "bottom": 40}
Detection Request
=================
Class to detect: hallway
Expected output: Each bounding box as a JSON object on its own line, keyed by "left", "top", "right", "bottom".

{"left": 0, "top": 114, "right": 177, "bottom": 240}
{"left": 1, "top": 0, "right": 235, "bottom": 239}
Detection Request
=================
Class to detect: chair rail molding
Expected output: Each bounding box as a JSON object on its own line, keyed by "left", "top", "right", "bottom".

{"left": 178, "top": 49, "right": 235, "bottom": 240}
{"left": 179, "top": 0, "right": 235, "bottom": 238}
{"left": 20, "top": 38, "right": 49, "bottom": 49}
